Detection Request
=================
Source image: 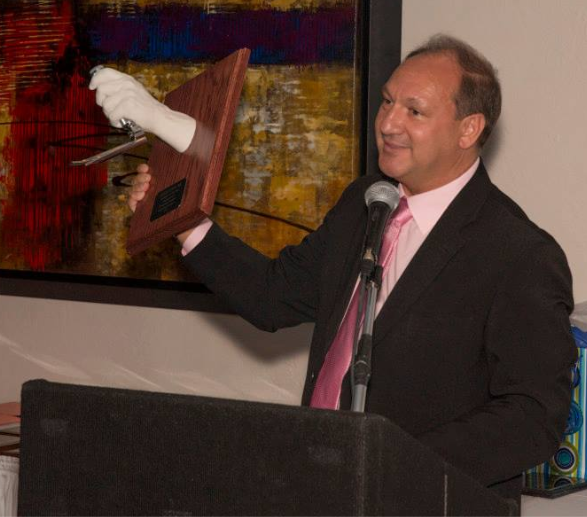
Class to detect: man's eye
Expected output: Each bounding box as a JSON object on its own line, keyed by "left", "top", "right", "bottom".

{"left": 382, "top": 98, "right": 393, "bottom": 106}
{"left": 410, "top": 108, "right": 421, "bottom": 116}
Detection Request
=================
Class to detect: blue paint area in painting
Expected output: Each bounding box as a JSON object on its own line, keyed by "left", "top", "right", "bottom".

{"left": 81, "top": 4, "right": 356, "bottom": 64}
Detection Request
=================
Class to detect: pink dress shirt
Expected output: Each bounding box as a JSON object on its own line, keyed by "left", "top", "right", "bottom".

{"left": 376, "top": 158, "right": 479, "bottom": 314}
{"left": 181, "top": 218, "right": 214, "bottom": 255}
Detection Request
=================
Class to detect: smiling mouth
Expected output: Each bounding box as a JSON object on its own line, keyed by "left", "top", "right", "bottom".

{"left": 382, "top": 141, "right": 410, "bottom": 152}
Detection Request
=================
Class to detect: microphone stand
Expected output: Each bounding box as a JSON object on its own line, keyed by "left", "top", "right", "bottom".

{"left": 350, "top": 260, "right": 384, "bottom": 413}
{"left": 349, "top": 180, "right": 399, "bottom": 412}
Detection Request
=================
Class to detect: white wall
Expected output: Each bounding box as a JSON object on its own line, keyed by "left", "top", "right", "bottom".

{"left": 0, "top": 295, "right": 311, "bottom": 403}
{"left": 1, "top": 0, "right": 586, "bottom": 403}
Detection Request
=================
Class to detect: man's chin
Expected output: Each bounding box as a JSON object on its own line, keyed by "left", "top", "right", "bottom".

{"left": 378, "top": 159, "right": 406, "bottom": 181}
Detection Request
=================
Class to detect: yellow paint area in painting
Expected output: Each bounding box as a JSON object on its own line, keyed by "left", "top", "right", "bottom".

{"left": 216, "top": 64, "right": 359, "bottom": 258}
{"left": 218, "top": 65, "right": 358, "bottom": 217}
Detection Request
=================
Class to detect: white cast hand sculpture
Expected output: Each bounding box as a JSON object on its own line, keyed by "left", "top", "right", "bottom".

{"left": 89, "top": 68, "right": 196, "bottom": 154}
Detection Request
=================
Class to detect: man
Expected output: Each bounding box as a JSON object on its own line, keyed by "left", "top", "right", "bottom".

{"left": 92, "top": 35, "right": 576, "bottom": 504}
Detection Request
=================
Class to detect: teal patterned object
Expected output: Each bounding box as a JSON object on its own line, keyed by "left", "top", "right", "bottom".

{"left": 526, "top": 328, "right": 586, "bottom": 482}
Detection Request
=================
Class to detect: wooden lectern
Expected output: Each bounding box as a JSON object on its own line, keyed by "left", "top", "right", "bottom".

{"left": 127, "top": 48, "right": 250, "bottom": 256}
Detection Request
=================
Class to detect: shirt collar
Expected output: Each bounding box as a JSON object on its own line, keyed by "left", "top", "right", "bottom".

{"left": 399, "top": 158, "right": 480, "bottom": 236}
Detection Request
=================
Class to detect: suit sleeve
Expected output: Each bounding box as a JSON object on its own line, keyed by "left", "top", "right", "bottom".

{"left": 181, "top": 180, "right": 360, "bottom": 332}
{"left": 416, "top": 239, "right": 576, "bottom": 486}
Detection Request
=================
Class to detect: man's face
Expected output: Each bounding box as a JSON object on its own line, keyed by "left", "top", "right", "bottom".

{"left": 375, "top": 53, "right": 469, "bottom": 194}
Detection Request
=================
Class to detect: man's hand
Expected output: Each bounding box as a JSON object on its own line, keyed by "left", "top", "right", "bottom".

{"left": 128, "top": 163, "right": 152, "bottom": 213}
{"left": 129, "top": 164, "right": 196, "bottom": 245}
{"left": 89, "top": 68, "right": 196, "bottom": 153}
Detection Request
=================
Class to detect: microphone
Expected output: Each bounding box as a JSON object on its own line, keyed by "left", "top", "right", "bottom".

{"left": 362, "top": 181, "right": 400, "bottom": 276}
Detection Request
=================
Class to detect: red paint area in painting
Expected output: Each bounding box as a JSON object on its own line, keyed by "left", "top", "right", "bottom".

{"left": 0, "top": 0, "right": 108, "bottom": 271}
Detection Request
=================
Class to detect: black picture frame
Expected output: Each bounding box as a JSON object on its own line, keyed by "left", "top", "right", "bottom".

{"left": 0, "top": 0, "right": 402, "bottom": 313}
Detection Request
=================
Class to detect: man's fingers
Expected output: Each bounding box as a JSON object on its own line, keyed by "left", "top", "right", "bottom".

{"left": 127, "top": 167, "right": 151, "bottom": 213}
{"left": 131, "top": 190, "right": 147, "bottom": 201}
{"left": 128, "top": 189, "right": 147, "bottom": 213}
{"left": 132, "top": 181, "right": 150, "bottom": 194}
{"left": 133, "top": 172, "right": 151, "bottom": 184}
{"left": 131, "top": 172, "right": 152, "bottom": 198}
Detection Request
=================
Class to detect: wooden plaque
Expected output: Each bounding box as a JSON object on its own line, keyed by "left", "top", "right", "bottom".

{"left": 127, "top": 48, "right": 251, "bottom": 256}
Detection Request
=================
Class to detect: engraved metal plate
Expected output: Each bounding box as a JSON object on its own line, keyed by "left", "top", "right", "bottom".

{"left": 150, "top": 179, "right": 186, "bottom": 222}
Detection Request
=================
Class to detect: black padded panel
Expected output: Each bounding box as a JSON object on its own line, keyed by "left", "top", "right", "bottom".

{"left": 18, "top": 380, "right": 513, "bottom": 516}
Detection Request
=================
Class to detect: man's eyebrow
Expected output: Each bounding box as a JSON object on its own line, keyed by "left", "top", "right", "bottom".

{"left": 379, "top": 89, "right": 427, "bottom": 107}
{"left": 405, "top": 96, "right": 426, "bottom": 106}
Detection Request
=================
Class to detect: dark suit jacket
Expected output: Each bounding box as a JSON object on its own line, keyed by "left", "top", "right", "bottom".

{"left": 184, "top": 162, "right": 576, "bottom": 502}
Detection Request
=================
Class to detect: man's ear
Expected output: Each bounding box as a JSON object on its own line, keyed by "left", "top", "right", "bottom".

{"left": 459, "top": 113, "right": 486, "bottom": 150}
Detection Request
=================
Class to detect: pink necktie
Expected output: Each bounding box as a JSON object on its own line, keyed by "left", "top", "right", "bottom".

{"left": 310, "top": 198, "right": 413, "bottom": 409}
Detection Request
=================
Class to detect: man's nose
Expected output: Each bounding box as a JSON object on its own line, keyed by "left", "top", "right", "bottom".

{"left": 379, "top": 105, "right": 404, "bottom": 135}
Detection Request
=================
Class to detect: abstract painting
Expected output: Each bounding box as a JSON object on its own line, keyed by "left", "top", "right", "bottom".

{"left": 0, "top": 0, "right": 401, "bottom": 310}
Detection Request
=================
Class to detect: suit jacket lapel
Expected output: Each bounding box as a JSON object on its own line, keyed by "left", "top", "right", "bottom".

{"left": 373, "top": 163, "right": 492, "bottom": 345}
